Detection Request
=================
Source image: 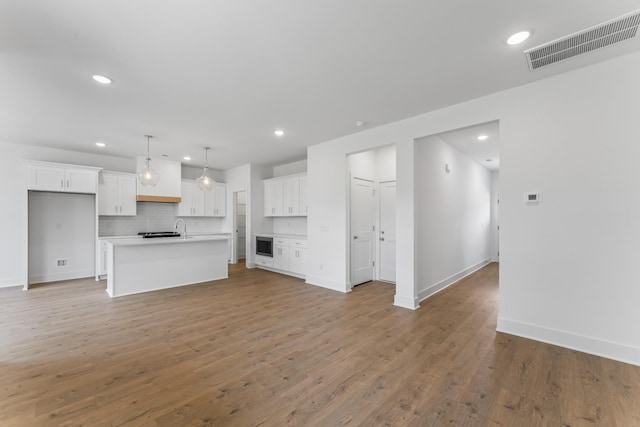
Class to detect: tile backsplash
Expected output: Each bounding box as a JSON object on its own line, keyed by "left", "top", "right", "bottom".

{"left": 99, "top": 202, "right": 223, "bottom": 236}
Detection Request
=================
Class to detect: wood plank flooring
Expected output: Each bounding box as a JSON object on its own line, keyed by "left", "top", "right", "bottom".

{"left": 1, "top": 262, "right": 639, "bottom": 426}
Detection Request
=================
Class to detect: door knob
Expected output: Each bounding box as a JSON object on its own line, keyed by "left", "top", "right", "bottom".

{"left": 353, "top": 236, "right": 358, "bottom": 239}
{"left": 379, "top": 237, "right": 385, "bottom": 241}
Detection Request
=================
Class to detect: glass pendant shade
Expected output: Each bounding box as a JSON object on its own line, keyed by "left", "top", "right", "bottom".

{"left": 197, "top": 146, "right": 214, "bottom": 191}
{"left": 138, "top": 135, "right": 160, "bottom": 187}
{"left": 138, "top": 159, "right": 160, "bottom": 187}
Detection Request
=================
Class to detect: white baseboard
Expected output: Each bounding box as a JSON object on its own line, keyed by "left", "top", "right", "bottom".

{"left": 394, "top": 294, "right": 419, "bottom": 310}
{"left": 28, "top": 269, "right": 94, "bottom": 285}
{"left": 305, "top": 275, "right": 349, "bottom": 293}
{"left": 0, "top": 277, "right": 24, "bottom": 288}
{"left": 497, "top": 317, "right": 640, "bottom": 367}
{"left": 418, "top": 258, "right": 491, "bottom": 302}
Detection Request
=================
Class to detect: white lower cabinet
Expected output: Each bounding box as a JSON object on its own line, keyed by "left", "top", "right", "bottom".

{"left": 255, "top": 237, "right": 307, "bottom": 278}
{"left": 255, "top": 255, "right": 274, "bottom": 268}
{"left": 289, "top": 239, "right": 308, "bottom": 275}
{"left": 273, "top": 238, "right": 290, "bottom": 271}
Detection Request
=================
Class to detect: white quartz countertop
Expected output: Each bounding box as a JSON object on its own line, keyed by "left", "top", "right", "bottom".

{"left": 104, "top": 234, "right": 230, "bottom": 246}
{"left": 254, "top": 233, "right": 307, "bottom": 239}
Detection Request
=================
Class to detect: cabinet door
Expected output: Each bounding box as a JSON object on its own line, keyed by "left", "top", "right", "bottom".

{"left": 204, "top": 186, "right": 215, "bottom": 217}
{"left": 192, "top": 185, "right": 206, "bottom": 216}
{"left": 289, "top": 247, "right": 307, "bottom": 275}
{"left": 118, "top": 175, "right": 137, "bottom": 216}
{"left": 66, "top": 168, "right": 97, "bottom": 194}
{"left": 264, "top": 180, "right": 283, "bottom": 217}
{"left": 283, "top": 177, "right": 300, "bottom": 216}
{"left": 213, "top": 183, "right": 226, "bottom": 217}
{"left": 28, "top": 165, "right": 66, "bottom": 192}
{"left": 299, "top": 176, "right": 308, "bottom": 216}
{"left": 274, "top": 244, "right": 290, "bottom": 270}
{"left": 177, "top": 181, "right": 194, "bottom": 216}
{"left": 98, "top": 173, "right": 120, "bottom": 215}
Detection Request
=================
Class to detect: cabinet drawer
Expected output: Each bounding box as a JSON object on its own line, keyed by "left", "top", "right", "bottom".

{"left": 255, "top": 255, "right": 274, "bottom": 268}
{"left": 290, "top": 239, "right": 307, "bottom": 248}
{"left": 274, "top": 238, "right": 290, "bottom": 246}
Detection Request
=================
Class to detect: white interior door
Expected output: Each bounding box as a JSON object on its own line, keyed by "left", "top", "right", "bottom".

{"left": 379, "top": 181, "right": 396, "bottom": 282}
{"left": 351, "top": 177, "right": 374, "bottom": 286}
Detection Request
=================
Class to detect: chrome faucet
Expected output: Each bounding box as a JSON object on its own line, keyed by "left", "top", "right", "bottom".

{"left": 174, "top": 218, "right": 187, "bottom": 240}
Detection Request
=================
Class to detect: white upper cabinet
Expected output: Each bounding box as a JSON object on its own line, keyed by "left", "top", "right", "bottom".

{"left": 263, "top": 173, "right": 307, "bottom": 217}
{"left": 98, "top": 171, "right": 137, "bottom": 216}
{"left": 178, "top": 180, "right": 226, "bottom": 217}
{"left": 27, "top": 161, "right": 100, "bottom": 194}
{"left": 205, "top": 182, "right": 226, "bottom": 217}
{"left": 264, "top": 179, "right": 284, "bottom": 217}
{"left": 177, "top": 180, "right": 205, "bottom": 217}
{"left": 283, "top": 176, "right": 300, "bottom": 216}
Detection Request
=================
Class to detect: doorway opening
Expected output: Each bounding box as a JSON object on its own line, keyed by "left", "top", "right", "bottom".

{"left": 347, "top": 144, "right": 397, "bottom": 288}
{"left": 233, "top": 190, "right": 247, "bottom": 264}
{"left": 412, "top": 120, "right": 499, "bottom": 303}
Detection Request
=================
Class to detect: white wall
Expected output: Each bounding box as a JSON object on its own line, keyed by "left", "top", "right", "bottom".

{"left": 415, "top": 136, "right": 491, "bottom": 300}
{"left": 28, "top": 192, "right": 95, "bottom": 283}
{"left": 273, "top": 159, "right": 307, "bottom": 177}
{"left": 375, "top": 145, "right": 397, "bottom": 182}
{"left": 222, "top": 164, "right": 251, "bottom": 264}
{"left": 348, "top": 150, "right": 376, "bottom": 181}
{"left": 0, "top": 142, "right": 139, "bottom": 287}
{"left": 307, "top": 51, "right": 640, "bottom": 365}
{"left": 248, "top": 164, "right": 271, "bottom": 267}
{"left": 490, "top": 171, "right": 500, "bottom": 262}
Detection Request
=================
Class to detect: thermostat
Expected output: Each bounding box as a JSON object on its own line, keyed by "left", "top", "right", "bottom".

{"left": 524, "top": 192, "right": 540, "bottom": 204}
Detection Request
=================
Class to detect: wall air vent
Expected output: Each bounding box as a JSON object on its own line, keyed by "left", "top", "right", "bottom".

{"left": 525, "top": 9, "right": 640, "bottom": 71}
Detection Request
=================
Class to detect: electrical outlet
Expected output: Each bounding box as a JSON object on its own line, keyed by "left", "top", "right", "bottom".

{"left": 57, "top": 259, "right": 68, "bottom": 267}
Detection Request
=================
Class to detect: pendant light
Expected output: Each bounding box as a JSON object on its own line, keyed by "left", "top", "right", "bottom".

{"left": 196, "top": 146, "right": 214, "bottom": 191}
{"left": 137, "top": 135, "right": 160, "bottom": 187}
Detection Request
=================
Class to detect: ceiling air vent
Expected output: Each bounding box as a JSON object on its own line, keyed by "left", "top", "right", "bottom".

{"left": 525, "top": 9, "right": 640, "bottom": 71}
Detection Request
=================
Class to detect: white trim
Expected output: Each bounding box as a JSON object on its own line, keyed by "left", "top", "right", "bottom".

{"left": 0, "top": 278, "right": 24, "bottom": 289}
{"left": 393, "top": 294, "right": 419, "bottom": 310}
{"left": 418, "top": 258, "right": 491, "bottom": 302}
{"left": 497, "top": 317, "right": 640, "bottom": 367}
{"left": 28, "top": 270, "right": 95, "bottom": 285}
{"left": 255, "top": 265, "right": 306, "bottom": 280}
{"left": 306, "top": 275, "right": 350, "bottom": 293}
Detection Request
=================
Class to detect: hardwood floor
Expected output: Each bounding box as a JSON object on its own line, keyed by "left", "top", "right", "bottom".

{"left": 1, "top": 262, "right": 639, "bottom": 426}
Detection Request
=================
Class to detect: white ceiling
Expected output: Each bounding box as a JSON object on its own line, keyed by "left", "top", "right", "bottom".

{"left": 2, "top": 1, "right": 640, "bottom": 170}
{"left": 438, "top": 121, "right": 500, "bottom": 171}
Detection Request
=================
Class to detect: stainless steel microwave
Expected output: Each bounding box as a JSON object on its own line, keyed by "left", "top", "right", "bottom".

{"left": 256, "top": 236, "right": 273, "bottom": 257}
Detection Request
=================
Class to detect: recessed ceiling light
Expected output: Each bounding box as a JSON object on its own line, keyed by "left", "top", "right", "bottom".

{"left": 92, "top": 74, "right": 112, "bottom": 84}
{"left": 95, "top": 141, "right": 106, "bottom": 147}
{"left": 485, "top": 158, "right": 493, "bottom": 162}
{"left": 183, "top": 156, "right": 191, "bottom": 161}
{"left": 507, "top": 31, "right": 530, "bottom": 45}
{"left": 477, "top": 135, "right": 489, "bottom": 141}
{"left": 274, "top": 129, "right": 285, "bottom": 137}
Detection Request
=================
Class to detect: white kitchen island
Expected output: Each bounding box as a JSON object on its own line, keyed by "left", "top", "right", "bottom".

{"left": 104, "top": 235, "right": 229, "bottom": 297}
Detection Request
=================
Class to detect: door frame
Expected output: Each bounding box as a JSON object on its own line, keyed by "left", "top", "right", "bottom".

{"left": 349, "top": 175, "right": 376, "bottom": 288}
{"left": 377, "top": 178, "right": 396, "bottom": 283}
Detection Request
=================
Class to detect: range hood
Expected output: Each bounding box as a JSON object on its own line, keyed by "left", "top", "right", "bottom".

{"left": 135, "top": 157, "right": 182, "bottom": 203}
